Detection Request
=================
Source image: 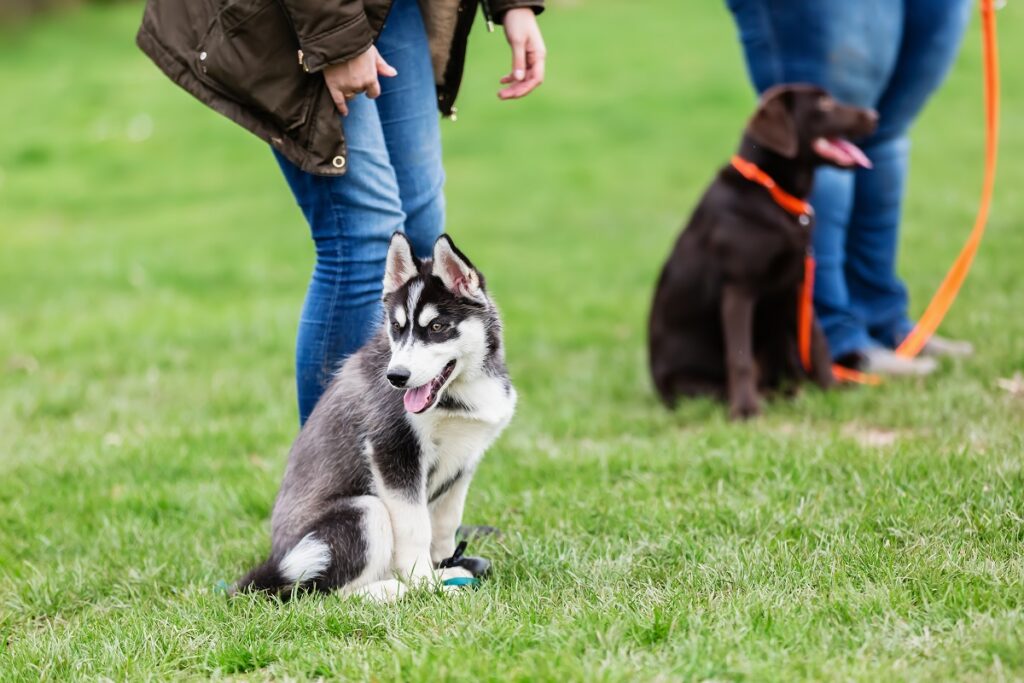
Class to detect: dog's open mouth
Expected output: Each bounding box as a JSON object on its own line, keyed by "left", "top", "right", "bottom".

{"left": 403, "top": 360, "right": 456, "bottom": 414}
{"left": 813, "top": 137, "right": 872, "bottom": 169}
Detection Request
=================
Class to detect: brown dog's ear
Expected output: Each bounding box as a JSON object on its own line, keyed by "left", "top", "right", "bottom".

{"left": 748, "top": 86, "right": 799, "bottom": 158}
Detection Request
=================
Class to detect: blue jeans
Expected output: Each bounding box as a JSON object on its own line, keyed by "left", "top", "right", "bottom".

{"left": 725, "top": 0, "right": 971, "bottom": 358}
{"left": 275, "top": 0, "right": 444, "bottom": 424}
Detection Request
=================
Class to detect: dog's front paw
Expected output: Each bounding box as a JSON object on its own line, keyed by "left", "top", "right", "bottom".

{"left": 729, "top": 394, "right": 761, "bottom": 420}
{"left": 438, "top": 566, "right": 474, "bottom": 582}
{"left": 406, "top": 567, "right": 439, "bottom": 589}
{"left": 351, "top": 579, "right": 408, "bottom": 603}
{"left": 396, "top": 554, "right": 441, "bottom": 589}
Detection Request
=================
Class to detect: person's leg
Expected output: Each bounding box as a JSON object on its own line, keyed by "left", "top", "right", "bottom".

{"left": 277, "top": 0, "right": 447, "bottom": 424}
{"left": 844, "top": 0, "right": 972, "bottom": 348}
{"left": 843, "top": 137, "right": 910, "bottom": 348}
{"left": 724, "top": 0, "right": 901, "bottom": 359}
{"left": 805, "top": 168, "right": 863, "bottom": 359}
{"left": 275, "top": 93, "right": 406, "bottom": 425}
{"left": 373, "top": 0, "right": 446, "bottom": 259}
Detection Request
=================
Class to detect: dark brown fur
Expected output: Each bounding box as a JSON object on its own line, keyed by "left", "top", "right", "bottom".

{"left": 648, "top": 84, "right": 878, "bottom": 419}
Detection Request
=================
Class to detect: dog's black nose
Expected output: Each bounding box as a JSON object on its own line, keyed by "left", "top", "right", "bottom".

{"left": 387, "top": 367, "right": 411, "bottom": 388}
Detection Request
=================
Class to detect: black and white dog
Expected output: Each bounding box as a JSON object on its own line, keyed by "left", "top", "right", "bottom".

{"left": 236, "top": 233, "right": 516, "bottom": 601}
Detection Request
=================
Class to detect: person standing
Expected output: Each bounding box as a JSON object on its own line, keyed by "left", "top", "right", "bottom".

{"left": 138, "top": 0, "right": 546, "bottom": 423}
{"left": 724, "top": 0, "right": 975, "bottom": 376}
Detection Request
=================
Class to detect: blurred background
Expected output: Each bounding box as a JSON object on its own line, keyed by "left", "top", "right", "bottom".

{"left": 1, "top": 0, "right": 1023, "bottom": 679}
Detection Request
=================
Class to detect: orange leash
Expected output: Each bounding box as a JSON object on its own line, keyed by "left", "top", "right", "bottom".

{"left": 728, "top": 156, "right": 848, "bottom": 383}
{"left": 797, "top": 257, "right": 882, "bottom": 385}
{"left": 831, "top": 364, "right": 884, "bottom": 386}
{"left": 797, "top": 253, "right": 815, "bottom": 372}
{"left": 730, "top": 155, "right": 882, "bottom": 385}
{"left": 737, "top": 0, "right": 999, "bottom": 386}
{"left": 801, "top": 0, "right": 999, "bottom": 382}
{"left": 896, "top": 0, "right": 1000, "bottom": 357}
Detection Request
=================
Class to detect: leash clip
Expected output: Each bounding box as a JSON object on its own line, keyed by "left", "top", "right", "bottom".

{"left": 438, "top": 540, "right": 468, "bottom": 569}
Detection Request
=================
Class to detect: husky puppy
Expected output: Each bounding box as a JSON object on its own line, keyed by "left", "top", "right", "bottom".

{"left": 237, "top": 233, "right": 516, "bottom": 601}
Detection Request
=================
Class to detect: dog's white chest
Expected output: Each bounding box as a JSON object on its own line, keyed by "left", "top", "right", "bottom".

{"left": 432, "top": 417, "right": 499, "bottom": 467}
{"left": 414, "top": 378, "right": 516, "bottom": 478}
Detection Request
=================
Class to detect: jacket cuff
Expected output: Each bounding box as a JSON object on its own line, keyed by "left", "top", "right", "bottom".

{"left": 298, "top": 11, "right": 375, "bottom": 73}
{"left": 490, "top": 1, "right": 544, "bottom": 25}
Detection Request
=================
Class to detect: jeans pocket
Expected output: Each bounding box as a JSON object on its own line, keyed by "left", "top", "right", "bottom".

{"left": 196, "top": 0, "right": 317, "bottom": 132}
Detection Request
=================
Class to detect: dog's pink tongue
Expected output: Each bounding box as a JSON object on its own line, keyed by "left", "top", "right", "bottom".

{"left": 404, "top": 384, "right": 432, "bottom": 413}
{"left": 815, "top": 137, "right": 873, "bottom": 169}
{"left": 832, "top": 138, "right": 872, "bottom": 168}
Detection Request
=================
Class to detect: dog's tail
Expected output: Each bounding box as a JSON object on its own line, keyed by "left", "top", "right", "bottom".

{"left": 233, "top": 533, "right": 332, "bottom": 599}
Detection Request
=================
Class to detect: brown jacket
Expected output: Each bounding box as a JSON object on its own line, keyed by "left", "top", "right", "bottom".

{"left": 136, "top": 0, "right": 542, "bottom": 176}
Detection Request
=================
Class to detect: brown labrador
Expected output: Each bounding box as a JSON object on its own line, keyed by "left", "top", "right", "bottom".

{"left": 648, "top": 84, "right": 878, "bottom": 419}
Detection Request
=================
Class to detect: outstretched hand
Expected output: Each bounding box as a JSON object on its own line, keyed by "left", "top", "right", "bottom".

{"left": 323, "top": 45, "right": 398, "bottom": 116}
{"left": 499, "top": 8, "right": 546, "bottom": 100}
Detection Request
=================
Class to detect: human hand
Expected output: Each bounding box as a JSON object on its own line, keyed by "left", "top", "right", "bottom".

{"left": 498, "top": 8, "right": 546, "bottom": 100}
{"left": 323, "top": 45, "right": 397, "bottom": 115}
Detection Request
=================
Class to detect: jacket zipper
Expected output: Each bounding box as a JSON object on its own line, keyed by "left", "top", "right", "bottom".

{"left": 480, "top": 0, "right": 495, "bottom": 32}
{"left": 441, "top": 0, "right": 499, "bottom": 119}
{"left": 438, "top": 0, "right": 480, "bottom": 119}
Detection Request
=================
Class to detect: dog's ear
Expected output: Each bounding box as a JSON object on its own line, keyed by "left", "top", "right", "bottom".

{"left": 432, "top": 235, "right": 486, "bottom": 303}
{"left": 748, "top": 86, "right": 799, "bottom": 158}
{"left": 383, "top": 233, "right": 419, "bottom": 295}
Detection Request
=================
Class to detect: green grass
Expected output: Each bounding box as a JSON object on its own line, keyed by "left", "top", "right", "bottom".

{"left": 2, "top": 1, "right": 1024, "bottom": 680}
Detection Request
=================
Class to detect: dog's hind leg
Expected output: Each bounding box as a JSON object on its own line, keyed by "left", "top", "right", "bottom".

{"left": 341, "top": 496, "right": 416, "bottom": 602}
{"left": 236, "top": 496, "right": 393, "bottom": 598}
{"left": 318, "top": 495, "right": 394, "bottom": 594}
{"left": 342, "top": 493, "right": 473, "bottom": 602}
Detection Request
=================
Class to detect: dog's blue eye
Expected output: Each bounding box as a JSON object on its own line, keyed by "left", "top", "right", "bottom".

{"left": 430, "top": 322, "right": 444, "bottom": 332}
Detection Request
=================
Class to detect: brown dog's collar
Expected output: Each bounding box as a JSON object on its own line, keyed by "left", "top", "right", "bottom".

{"left": 730, "top": 155, "right": 813, "bottom": 225}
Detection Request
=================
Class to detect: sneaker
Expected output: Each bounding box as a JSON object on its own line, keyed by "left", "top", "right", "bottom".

{"left": 837, "top": 347, "right": 938, "bottom": 377}
{"left": 919, "top": 334, "right": 975, "bottom": 359}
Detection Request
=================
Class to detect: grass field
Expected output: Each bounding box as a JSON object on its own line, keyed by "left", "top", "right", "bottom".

{"left": 2, "top": 1, "right": 1023, "bottom": 680}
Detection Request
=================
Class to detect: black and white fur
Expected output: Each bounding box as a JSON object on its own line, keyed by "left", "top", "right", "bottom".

{"left": 236, "top": 233, "right": 516, "bottom": 601}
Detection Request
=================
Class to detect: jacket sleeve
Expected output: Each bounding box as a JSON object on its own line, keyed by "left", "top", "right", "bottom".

{"left": 281, "top": 0, "right": 375, "bottom": 73}
{"left": 488, "top": 0, "right": 544, "bottom": 24}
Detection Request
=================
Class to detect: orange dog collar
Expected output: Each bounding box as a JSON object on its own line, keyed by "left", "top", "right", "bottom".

{"left": 730, "top": 155, "right": 813, "bottom": 224}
